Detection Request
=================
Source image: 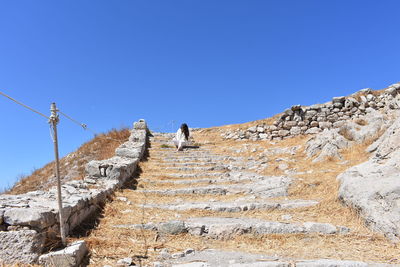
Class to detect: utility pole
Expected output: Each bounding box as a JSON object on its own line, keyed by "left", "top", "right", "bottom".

{"left": 49, "top": 103, "right": 66, "bottom": 246}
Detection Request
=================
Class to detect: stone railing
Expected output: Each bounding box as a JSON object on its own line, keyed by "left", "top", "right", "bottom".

{"left": 0, "top": 119, "right": 149, "bottom": 264}
{"left": 222, "top": 83, "right": 400, "bottom": 141}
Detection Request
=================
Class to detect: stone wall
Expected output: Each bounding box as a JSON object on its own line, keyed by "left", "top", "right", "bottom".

{"left": 0, "top": 119, "right": 149, "bottom": 264}
{"left": 222, "top": 83, "right": 400, "bottom": 141}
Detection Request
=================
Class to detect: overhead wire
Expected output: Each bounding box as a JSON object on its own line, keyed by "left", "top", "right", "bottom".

{"left": 0, "top": 90, "right": 125, "bottom": 144}
{"left": 58, "top": 110, "right": 96, "bottom": 135}
{"left": 58, "top": 109, "right": 125, "bottom": 144}
{"left": 0, "top": 91, "right": 49, "bottom": 120}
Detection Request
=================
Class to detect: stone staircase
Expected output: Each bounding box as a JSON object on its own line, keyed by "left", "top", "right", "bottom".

{"left": 87, "top": 132, "right": 398, "bottom": 267}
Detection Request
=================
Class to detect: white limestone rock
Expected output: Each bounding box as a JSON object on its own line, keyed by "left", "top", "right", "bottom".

{"left": 305, "top": 129, "right": 349, "bottom": 162}
{"left": 39, "top": 240, "right": 88, "bottom": 267}
{"left": 338, "top": 115, "right": 400, "bottom": 242}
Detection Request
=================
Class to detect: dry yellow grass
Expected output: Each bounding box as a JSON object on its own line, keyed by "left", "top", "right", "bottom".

{"left": 6, "top": 128, "right": 130, "bottom": 195}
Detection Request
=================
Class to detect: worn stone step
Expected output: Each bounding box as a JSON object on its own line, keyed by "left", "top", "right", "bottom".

{"left": 149, "top": 150, "right": 211, "bottom": 154}
{"left": 157, "top": 162, "right": 219, "bottom": 167}
{"left": 115, "top": 217, "right": 350, "bottom": 239}
{"left": 167, "top": 173, "right": 227, "bottom": 178}
{"left": 138, "top": 199, "right": 319, "bottom": 212}
{"left": 155, "top": 152, "right": 214, "bottom": 157}
{"left": 137, "top": 177, "right": 292, "bottom": 197}
{"left": 140, "top": 178, "right": 217, "bottom": 185}
{"left": 154, "top": 157, "right": 227, "bottom": 163}
{"left": 164, "top": 166, "right": 228, "bottom": 172}
{"left": 156, "top": 249, "right": 389, "bottom": 267}
{"left": 139, "top": 172, "right": 284, "bottom": 185}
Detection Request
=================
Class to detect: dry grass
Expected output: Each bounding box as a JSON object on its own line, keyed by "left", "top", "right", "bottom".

{"left": 6, "top": 128, "right": 130, "bottom": 195}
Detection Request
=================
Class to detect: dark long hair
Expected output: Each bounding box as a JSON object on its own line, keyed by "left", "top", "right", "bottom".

{"left": 180, "top": 123, "right": 189, "bottom": 140}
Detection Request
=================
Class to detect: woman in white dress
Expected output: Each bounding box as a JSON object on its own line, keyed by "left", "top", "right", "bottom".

{"left": 173, "top": 123, "right": 190, "bottom": 151}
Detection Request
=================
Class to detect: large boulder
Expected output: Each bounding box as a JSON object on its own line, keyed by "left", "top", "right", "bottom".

{"left": 305, "top": 129, "right": 349, "bottom": 162}
{"left": 337, "top": 113, "right": 400, "bottom": 242}
{"left": 338, "top": 109, "right": 384, "bottom": 143}
{"left": 306, "top": 109, "right": 385, "bottom": 162}
{"left": 367, "top": 111, "right": 400, "bottom": 158}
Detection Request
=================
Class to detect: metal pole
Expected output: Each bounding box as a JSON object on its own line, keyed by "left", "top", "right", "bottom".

{"left": 49, "top": 102, "right": 66, "bottom": 246}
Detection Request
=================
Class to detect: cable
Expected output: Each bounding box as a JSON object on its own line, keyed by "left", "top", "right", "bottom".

{"left": 0, "top": 91, "right": 49, "bottom": 119}
{"left": 58, "top": 109, "right": 125, "bottom": 144}
{"left": 58, "top": 110, "right": 91, "bottom": 132}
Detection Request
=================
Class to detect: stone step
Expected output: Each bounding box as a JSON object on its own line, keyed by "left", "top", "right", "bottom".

{"left": 154, "top": 152, "right": 217, "bottom": 156}
{"left": 140, "top": 178, "right": 218, "bottom": 185}
{"left": 138, "top": 199, "right": 319, "bottom": 212}
{"left": 137, "top": 177, "right": 292, "bottom": 198}
{"left": 164, "top": 166, "right": 228, "bottom": 172}
{"left": 148, "top": 149, "right": 211, "bottom": 153}
{"left": 167, "top": 173, "right": 227, "bottom": 178}
{"left": 115, "top": 217, "right": 350, "bottom": 239}
{"left": 156, "top": 249, "right": 387, "bottom": 267}
{"left": 154, "top": 157, "right": 228, "bottom": 163}
{"left": 139, "top": 172, "right": 282, "bottom": 185}
{"left": 157, "top": 162, "right": 218, "bottom": 167}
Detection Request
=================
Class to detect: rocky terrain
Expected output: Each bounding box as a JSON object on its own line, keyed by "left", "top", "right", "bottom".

{"left": 1, "top": 83, "right": 400, "bottom": 266}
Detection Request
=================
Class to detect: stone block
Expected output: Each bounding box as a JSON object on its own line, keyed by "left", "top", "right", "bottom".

{"left": 133, "top": 119, "right": 147, "bottom": 130}
{"left": 283, "top": 121, "right": 297, "bottom": 129}
{"left": 290, "top": 127, "right": 301, "bottom": 135}
{"left": 318, "top": 122, "right": 332, "bottom": 130}
{"left": 129, "top": 129, "right": 147, "bottom": 142}
{"left": 305, "top": 127, "right": 321, "bottom": 135}
{"left": 0, "top": 230, "right": 45, "bottom": 264}
{"left": 327, "top": 114, "right": 339, "bottom": 122}
{"left": 366, "top": 94, "right": 375, "bottom": 101}
{"left": 248, "top": 126, "right": 257, "bottom": 133}
{"left": 256, "top": 126, "right": 265, "bottom": 133}
{"left": 278, "top": 130, "right": 290, "bottom": 137}
{"left": 4, "top": 208, "right": 57, "bottom": 230}
{"left": 159, "top": 221, "right": 187, "bottom": 235}
{"left": 39, "top": 240, "right": 88, "bottom": 267}
{"left": 305, "top": 110, "right": 318, "bottom": 117}
{"left": 115, "top": 147, "right": 141, "bottom": 159}
{"left": 269, "top": 125, "right": 278, "bottom": 131}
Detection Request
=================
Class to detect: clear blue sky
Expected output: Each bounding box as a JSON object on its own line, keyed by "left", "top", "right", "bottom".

{"left": 1, "top": 0, "right": 399, "bottom": 191}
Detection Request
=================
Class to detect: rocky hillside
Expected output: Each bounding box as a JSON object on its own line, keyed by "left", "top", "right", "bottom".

{"left": 82, "top": 83, "right": 400, "bottom": 266}
{"left": 1, "top": 83, "right": 400, "bottom": 266}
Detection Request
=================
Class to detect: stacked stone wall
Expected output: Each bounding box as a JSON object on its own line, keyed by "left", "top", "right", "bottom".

{"left": 0, "top": 119, "right": 149, "bottom": 264}
{"left": 222, "top": 83, "right": 400, "bottom": 141}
